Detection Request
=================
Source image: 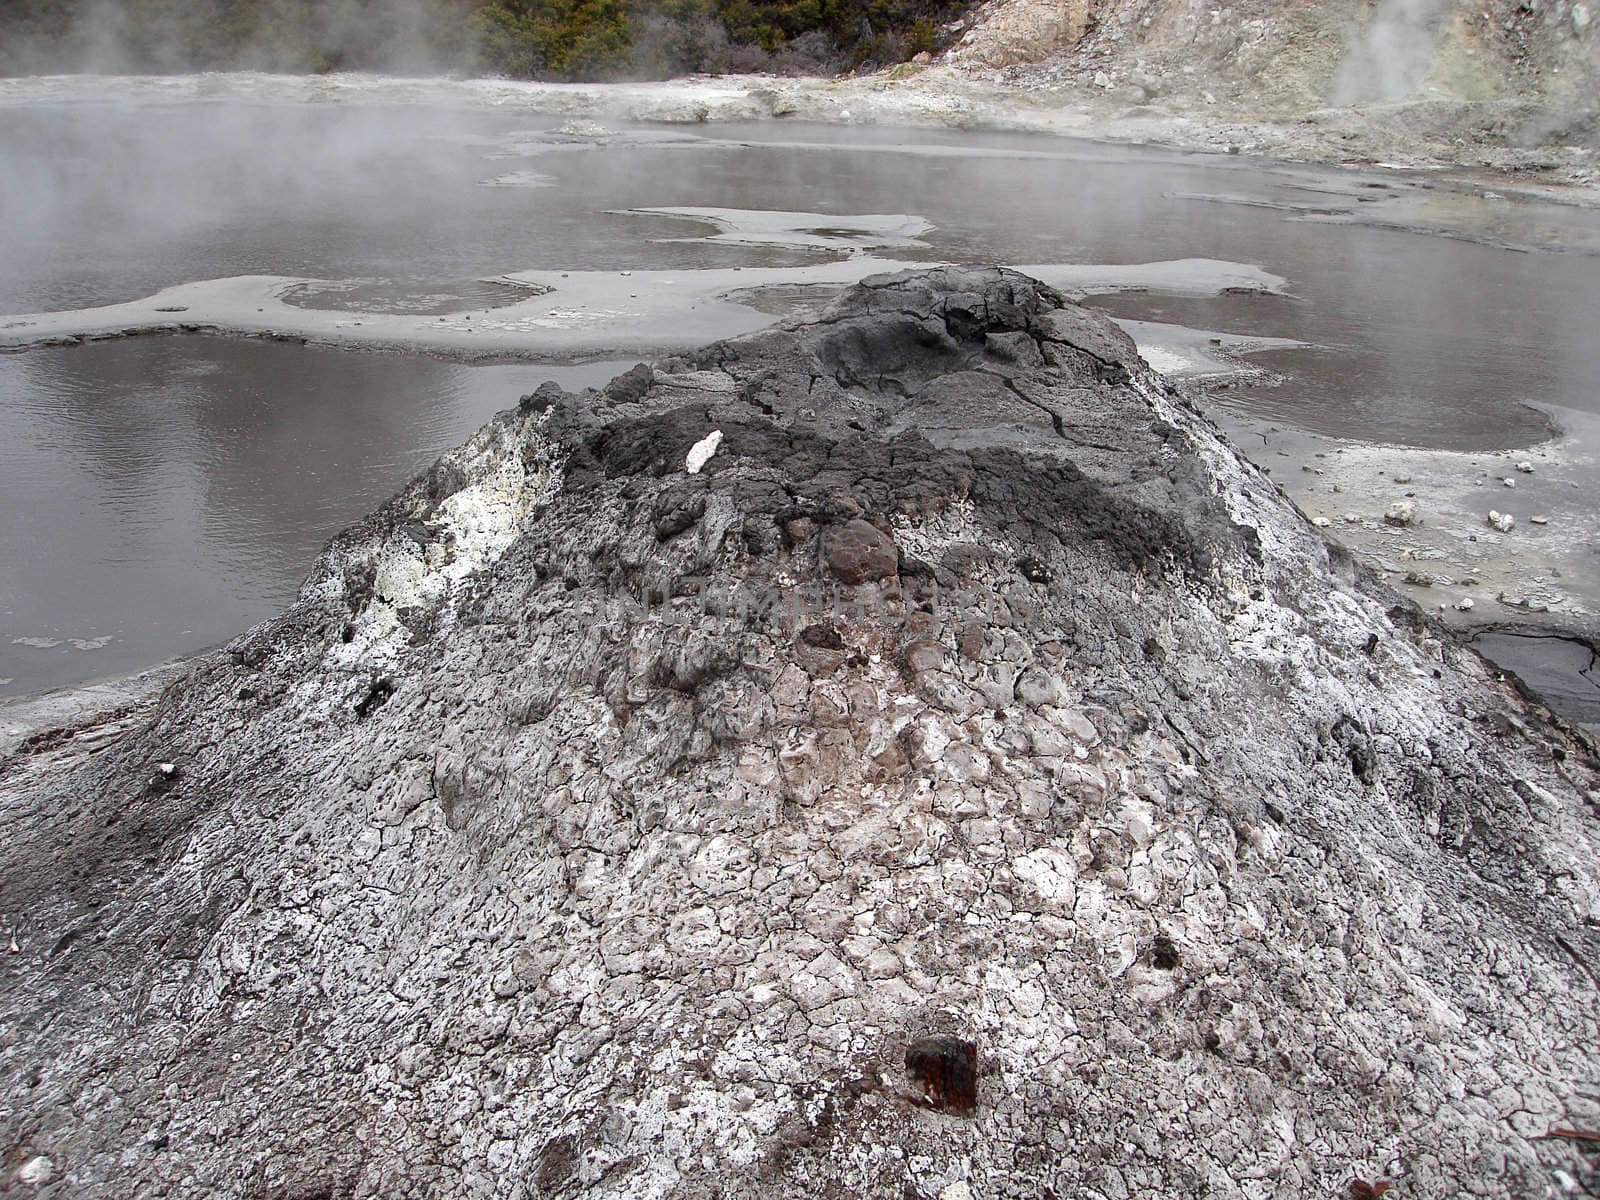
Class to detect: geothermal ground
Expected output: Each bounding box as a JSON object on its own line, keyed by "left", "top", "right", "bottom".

{"left": 2, "top": 268, "right": 1597, "bottom": 1198}
{"left": 3, "top": 76, "right": 1597, "bottom": 728}
{"left": 4, "top": 0, "right": 1600, "bottom": 1191}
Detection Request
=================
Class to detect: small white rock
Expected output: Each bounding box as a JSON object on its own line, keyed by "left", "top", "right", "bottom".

{"left": 1312, "top": 516, "right": 1332, "bottom": 528}
{"left": 1516, "top": 461, "right": 1534, "bottom": 473}
{"left": 1503, "top": 477, "right": 1516, "bottom": 488}
{"left": 15, "top": 1156, "right": 54, "bottom": 1186}
{"left": 1455, "top": 598, "right": 1475, "bottom": 612}
{"left": 1384, "top": 499, "right": 1419, "bottom": 527}
{"left": 685, "top": 430, "right": 723, "bottom": 475}
{"left": 1486, "top": 510, "right": 1515, "bottom": 532}
{"left": 1531, "top": 514, "right": 1549, "bottom": 525}
{"left": 1344, "top": 513, "right": 1360, "bottom": 523}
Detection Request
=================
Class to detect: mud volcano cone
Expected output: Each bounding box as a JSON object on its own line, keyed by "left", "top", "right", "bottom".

{"left": 2, "top": 269, "right": 1597, "bottom": 1198}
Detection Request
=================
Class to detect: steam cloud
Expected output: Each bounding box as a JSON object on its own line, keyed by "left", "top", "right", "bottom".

{"left": 1331, "top": 0, "right": 1457, "bottom": 105}
{"left": 0, "top": 0, "right": 479, "bottom": 77}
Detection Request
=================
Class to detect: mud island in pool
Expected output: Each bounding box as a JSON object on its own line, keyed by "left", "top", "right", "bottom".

{"left": 2, "top": 268, "right": 1597, "bottom": 1198}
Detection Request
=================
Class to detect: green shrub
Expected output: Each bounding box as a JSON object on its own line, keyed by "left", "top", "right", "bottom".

{"left": 475, "top": 0, "right": 633, "bottom": 78}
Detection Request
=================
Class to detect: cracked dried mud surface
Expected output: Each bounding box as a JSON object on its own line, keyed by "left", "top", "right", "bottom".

{"left": 2, "top": 269, "right": 1599, "bottom": 1198}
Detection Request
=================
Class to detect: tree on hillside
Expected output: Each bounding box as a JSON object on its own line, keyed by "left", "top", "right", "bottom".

{"left": 474, "top": 0, "right": 632, "bottom": 77}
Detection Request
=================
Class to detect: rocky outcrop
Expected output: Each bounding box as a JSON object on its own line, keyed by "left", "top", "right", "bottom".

{"left": 952, "top": 0, "right": 1600, "bottom": 137}
{"left": 946, "top": 0, "right": 1093, "bottom": 68}
{"left": 2, "top": 268, "right": 1598, "bottom": 1198}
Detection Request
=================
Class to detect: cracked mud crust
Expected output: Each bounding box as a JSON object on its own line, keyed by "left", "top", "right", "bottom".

{"left": 2, "top": 268, "right": 1598, "bottom": 1198}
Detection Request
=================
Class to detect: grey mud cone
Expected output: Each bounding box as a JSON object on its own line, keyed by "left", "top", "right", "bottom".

{"left": 3, "top": 268, "right": 1598, "bottom": 1199}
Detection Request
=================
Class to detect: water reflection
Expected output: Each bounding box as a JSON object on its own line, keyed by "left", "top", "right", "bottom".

{"left": 0, "top": 338, "right": 626, "bottom": 696}
{"left": 4, "top": 102, "right": 1600, "bottom": 701}
{"left": 6, "top": 106, "right": 1597, "bottom": 449}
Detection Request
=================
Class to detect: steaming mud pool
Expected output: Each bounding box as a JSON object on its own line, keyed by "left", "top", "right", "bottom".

{"left": 1, "top": 76, "right": 1597, "bottom": 729}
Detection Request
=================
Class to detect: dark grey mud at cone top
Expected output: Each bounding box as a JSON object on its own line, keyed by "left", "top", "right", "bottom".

{"left": 2, "top": 269, "right": 1597, "bottom": 1198}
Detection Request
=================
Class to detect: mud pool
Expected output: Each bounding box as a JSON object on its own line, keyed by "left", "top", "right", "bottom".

{"left": 1, "top": 79, "right": 1596, "bottom": 725}
{"left": 0, "top": 340, "right": 625, "bottom": 695}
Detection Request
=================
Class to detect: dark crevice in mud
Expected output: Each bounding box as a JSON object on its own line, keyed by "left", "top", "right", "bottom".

{"left": 1002, "top": 375, "right": 1069, "bottom": 441}
{"left": 998, "top": 375, "right": 1129, "bottom": 453}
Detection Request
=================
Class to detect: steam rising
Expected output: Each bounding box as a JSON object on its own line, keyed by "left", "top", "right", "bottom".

{"left": 0, "top": 0, "right": 477, "bottom": 76}
{"left": 1331, "top": 0, "right": 1456, "bottom": 105}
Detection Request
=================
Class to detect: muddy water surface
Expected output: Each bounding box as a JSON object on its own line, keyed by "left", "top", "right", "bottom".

{"left": 2, "top": 90, "right": 1597, "bottom": 721}
{"left": 0, "top": 340, "right": 624, "bottom": 695}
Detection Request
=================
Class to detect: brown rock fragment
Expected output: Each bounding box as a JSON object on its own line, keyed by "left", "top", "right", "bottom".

{"left": 782, "top": 516, "right": 817, "bottom": 549}
{"left": 822, "top": 519, "right": 898, "bottom": 584}
{"left": 901, "top": 639, "right": 945, "bottom": 674}
{"left": 905, "top": 1035, "right": 978, "bottom": 1114}
{"left": 799, "top": 623, "right": 845, "bottom": 650}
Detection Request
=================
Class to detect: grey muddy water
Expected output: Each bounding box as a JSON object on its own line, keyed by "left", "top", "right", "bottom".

{"left": 1, "top": 81, "right": 1597, "bottom": 723}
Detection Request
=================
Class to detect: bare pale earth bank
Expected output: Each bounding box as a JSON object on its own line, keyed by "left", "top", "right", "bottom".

{"left": 1, "top": 68, "right": 1596, "bottom": 191}
{"left": 1, "top": 269, "right": 1597, "bottom": 1197}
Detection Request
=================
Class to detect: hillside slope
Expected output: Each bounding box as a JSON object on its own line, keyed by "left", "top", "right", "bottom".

{"left": 945, "top": 0, "right": 1600, "bottom": 158}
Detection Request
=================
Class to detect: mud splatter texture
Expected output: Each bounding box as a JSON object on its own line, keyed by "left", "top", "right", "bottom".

{"left": 1, "top": 269, "right": 1597, "bottom": 1199}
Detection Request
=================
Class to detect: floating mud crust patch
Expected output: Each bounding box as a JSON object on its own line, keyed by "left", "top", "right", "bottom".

{"left": 621, "top": 207, "right": 937, "bottom": 253}
{"left": 281, "top": 278, "right": 547, "bottom": 316}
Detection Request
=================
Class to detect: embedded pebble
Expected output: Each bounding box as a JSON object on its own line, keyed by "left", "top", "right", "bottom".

{"left": 1384, "top": 499, "right": 1419, "bottom": 526}
{"left": 14, "top": 1157, "right": 54, "bottom": 1186}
